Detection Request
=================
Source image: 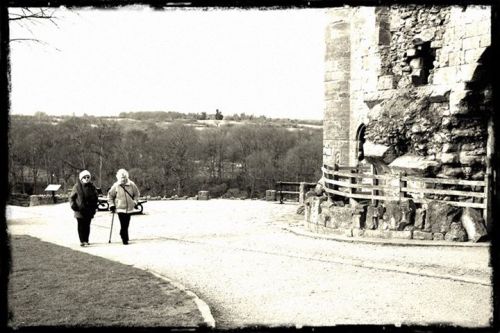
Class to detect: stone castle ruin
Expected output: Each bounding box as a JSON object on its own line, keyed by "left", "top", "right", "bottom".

{"left": 305, "top": 5, "right": 493, "bottom": 242}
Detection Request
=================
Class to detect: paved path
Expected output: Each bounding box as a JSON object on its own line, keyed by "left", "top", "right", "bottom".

{"left": 7, "top": 200, "right": 493, "bottom": 328}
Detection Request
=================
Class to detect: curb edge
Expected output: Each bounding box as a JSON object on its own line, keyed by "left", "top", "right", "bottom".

{"left": 139, "top": 267, "right": 216, "bottom": 328}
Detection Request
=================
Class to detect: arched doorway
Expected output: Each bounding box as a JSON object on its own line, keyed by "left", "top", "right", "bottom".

{"left": 355, "top": 123, "right": 366, "bottom": 165}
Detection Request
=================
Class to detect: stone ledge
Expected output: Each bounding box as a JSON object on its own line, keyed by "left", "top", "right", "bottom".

{"left": 299, "top": 224, "right": 490, "bottom": 247}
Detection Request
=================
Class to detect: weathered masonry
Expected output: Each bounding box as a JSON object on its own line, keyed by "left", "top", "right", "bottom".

{"left": 307, "top": 5, "right": 493, "bottom": 242}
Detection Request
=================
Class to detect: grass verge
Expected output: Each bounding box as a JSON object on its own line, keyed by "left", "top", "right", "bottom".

{"left": 7, "top": 235, "right": 204, "bottom": 328}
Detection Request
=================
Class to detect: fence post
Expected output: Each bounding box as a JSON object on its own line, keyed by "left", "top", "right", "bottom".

{"left": 299, "top": 182, "right": 305, "bottom": 205}
{"left": 371, "top": 164, "right": 378, "bottom": 206}
{"left": 484, "top": 173, "right": 491, "bottom": 232}
{"left": 333, "top": 164, "right": 339, "bottom": 193}
{"left": 276, "top": 181, "right": 283, "bottom": 204}
{"left": 349, "top": 168, "right": 356, "bottom": 206}
{"left": 399, "top": 172, "right": 407, "bottom": 202}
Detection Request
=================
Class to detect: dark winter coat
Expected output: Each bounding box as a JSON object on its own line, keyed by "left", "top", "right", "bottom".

{"left": 69, "top": 181, "right": 99, "bottom": 219}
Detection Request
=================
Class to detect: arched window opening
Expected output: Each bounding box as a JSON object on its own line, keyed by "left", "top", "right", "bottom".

{"left": 355, "top": 124, "right": 366, "bottom": 162}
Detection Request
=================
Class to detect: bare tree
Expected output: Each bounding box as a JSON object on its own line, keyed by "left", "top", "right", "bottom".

{"left": 8, "top": 7, "right": 58, "bottom": 45}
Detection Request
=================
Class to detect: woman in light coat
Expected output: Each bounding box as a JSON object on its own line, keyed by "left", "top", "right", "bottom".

{"left": 108, "top": 169, "right": 140, "bottom": 245}
{"left": 69, "top": 170, "right": 99, "bottom": 247}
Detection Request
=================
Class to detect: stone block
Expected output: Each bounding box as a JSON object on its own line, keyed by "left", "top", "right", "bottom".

{"left": 351, "top": 204, "right": 367, "bottom": 229}
{"left": 365, "top": 205, "right": 384, "bottom": 230}
{"left": 461, "top": 207, "right": 488, "bottom": 242}
{"left": 430, "top": 40, "right": 443, "bottom": 48}
{"left": 363, "top": 229, "right": 382, "bottom": 239}
{"left": 442, "top": 143, "right": 459, "bottom": 153}
{"left": 464, "top": 22, "right": 480, "bottom": 38}
{"left": 377, "top": 75, "right": 395, "bottom": 90}
{"left": 413, "top": 230, "right": 433, "bottom": 240}
{"left": 409, "top": 58, "right": 423, "bottom": 70}
{"left": 456, "top": 64, "right": 478, "bottom": 83}
{"left": 433, "top": 67, "right": 456, "bottom": 85}
{"left": 462, "top": 36, "right": 481, "bottom": 50}
{"left": 447, "top": 51, "right": 460, "bottom": 67}
{"left": 383, "top": 202, "right": 402, "bottom": 230}
{"left": 436, "top": 166, "right": 463, "bottom": 178}
{"left": 323, "top": 228, "right": 340, "bottom": 236}
{"left": 439, "top": 152, "right": 459, "bottom": 164}
{"left": 444, "top": 222, "right": 468, "bottom": 242}
{"left": 352, "top": 214, "right": 362, "bottom": 229}
{"left": 432, "top": 232, "right": 445, "bottom": 241}
{"left": 329, "top": 206, "right": 353, "bottom": 229}
{"left": 197, "top": 191, "right": 210, "bottom": 200}
{"left": 425, "top": 201, "right": 461, "bottom": 233}
{"left": 30, "top": 195, "right": 58, "bottom": 206}
{"left": 449, "top": 91, "right": 469, "bottom": 115}
{"left": 390, "top": 230, "right": 413, "bottom": 240}
{"left": 265, "top": 190, "right": 276, "bottom": 201}
{"left": 414, "top": 208, "right": 426, "bottom": 229}
{"left": 454, "top": 25, "right": 466, "bottom": 40}
{"left": 307, "top": 197, "right": 322, "bottom": 225}
{"left": 414, "top": 28, "right": 436, "bottom": 43}
{"left": 479, "top": 34, "right": 491, "bottom": 48}
{"left": 353, "top": 229, "right": 365, "bottom": 237}
{"left": 363, "top": 141, "right": 399, "bottom": 165}
{"left": 379, "top": 230, "right": 392, "bottom": 239}
{"left": 429, "top": 85, "right": 450, "bottom": 102}
{"left": 389, "top": 154, "right": 440, "bottom": 177}
{"left": 451, "top": 128, "right": 479, "bottom": 138}
{"left": 405, "top": 48, "right": 417, "bottom": 57}
{"left": 400, "top": 200, "right": 416, "bottom": 229}
{"left": 464, "top": 48, "right": 486, "bottom": 64}
{"left": 459, "top": 152, "right": 484, "bottom": 165}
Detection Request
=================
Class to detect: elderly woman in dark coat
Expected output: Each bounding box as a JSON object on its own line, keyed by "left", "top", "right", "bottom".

{"left": 70, "top": 170, "right": 99, "bottom": 247}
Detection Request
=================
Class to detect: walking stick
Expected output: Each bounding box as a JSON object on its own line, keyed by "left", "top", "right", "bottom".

{"left": 108, "top": 211, "right": 115, "bottom": 243}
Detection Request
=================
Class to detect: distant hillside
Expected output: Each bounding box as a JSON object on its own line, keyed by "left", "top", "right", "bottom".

{"left": 13, "top": 112, "right": 322, "bottom": 132}
{"left": 117, "top": 110, "right": 323, "bottom": 126}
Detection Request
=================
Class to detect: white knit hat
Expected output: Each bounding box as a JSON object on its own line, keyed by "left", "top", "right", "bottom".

{"left": 116, "top": 168, "right": 129, "bottom": 179}
{"left": 79, "top": 170, "right": 91, "bottom": 181}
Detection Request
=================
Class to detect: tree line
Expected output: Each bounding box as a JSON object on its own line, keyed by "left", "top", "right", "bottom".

{"left": 118, "top": 110, "right": 322, "bottom": 125}
{"left": 9, "top": 115, "right": 323, "bottom": 198}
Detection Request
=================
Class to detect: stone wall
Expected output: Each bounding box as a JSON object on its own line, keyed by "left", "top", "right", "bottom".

{"left": 364, "top": 5, "right": 491, "bottom": 179}
{"left": 324, "top": 5, "right": 491, "bottom": 178}
{"left": 8, "top": 193, "right": 31, "bottom": 207}
{"left": 29, "top": 194, "right": 68, "bottom": 206}
{"left": 323, "top": 8, "right": 352, "bottom": 166}
{"left": 304, "top": 196, "right": 488, "bottom": 242}
{"left": 319, "top": 5, "right": 492, "bottom": 240}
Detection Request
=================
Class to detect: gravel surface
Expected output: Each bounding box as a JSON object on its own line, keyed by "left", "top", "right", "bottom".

{"left": 7, "top": 200, "right": 493, "bottom": 328}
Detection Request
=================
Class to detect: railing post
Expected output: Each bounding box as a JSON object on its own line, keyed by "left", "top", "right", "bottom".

{"left": 333, "top": 164, "right": 339, "bottom": 193}
{"left": 349, "top": 168, "right": 356, "bottom": 206}
{"left": 484, "top": 173, "right": 491, "bottom": 232}
{"left": 299, "top": 182, "right": 305, "bottom": 205}
{"left": 278, "top": 181, "right": 283, "bottom": 204}
{"left": 399, "top": 172, "right": 407, "bottom": 202}
{"left": 371, "top": 164, "right": 378, "bottom": 206}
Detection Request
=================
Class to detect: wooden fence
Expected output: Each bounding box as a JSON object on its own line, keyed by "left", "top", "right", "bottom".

{"left": 321, "top": 164, "right": 490, "bottom": 223}
{"left": 275, "top": 181, "right": 317, "bottom": 204}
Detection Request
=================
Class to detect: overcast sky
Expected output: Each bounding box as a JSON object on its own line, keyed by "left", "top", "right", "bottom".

{"left": 9, "top": 6, "right": 327, "bottom": 120}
